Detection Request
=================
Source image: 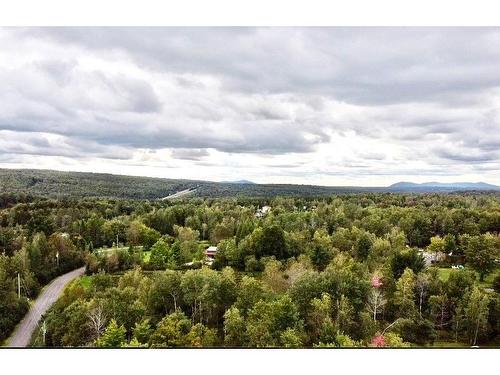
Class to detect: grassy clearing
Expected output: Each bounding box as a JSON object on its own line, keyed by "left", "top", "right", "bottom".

{"left": 94, "top": 245, "right": 146, "bottom": 262}
{"left": 435, "top": 266, "right": 498, "bottom": 289}
{"left": 95, "top": 246, "right": 136, "bottom": 254}
{"left": 477, "top": 271, "right": 498, "bottom": 289}
{"left": 139, "top": 241, "right": 212, "bottom": 265}
{"left": 436, "top": 267, "right": 453, "bottom": 282}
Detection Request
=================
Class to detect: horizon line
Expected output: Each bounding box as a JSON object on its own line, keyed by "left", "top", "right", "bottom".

{"left": 1, "top": 166, "right": 498, "bottom": 189}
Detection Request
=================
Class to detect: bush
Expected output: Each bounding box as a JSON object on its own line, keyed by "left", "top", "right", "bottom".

{"left": 395, "top": 317, "right": 437, "bottom": 345}
{"left": 391, "top": 249, "right": 425, "bottom": 279}
{"left": 245, "top": 256, "right": 264, "bottom": 272}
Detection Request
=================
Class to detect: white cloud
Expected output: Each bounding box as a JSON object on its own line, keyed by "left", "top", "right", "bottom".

{"left": 1, "top": 27, "right": 500, "bottom": 186}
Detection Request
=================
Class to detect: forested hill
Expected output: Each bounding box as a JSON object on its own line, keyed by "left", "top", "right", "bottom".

{"left": 0, "top": 169, "right": 200, "bottom": 199}
{"left": 1, "top": 168, "right": 499, "bottom": 199}
{"left": 0, "top": 168, "right": 378, "bottom": 199}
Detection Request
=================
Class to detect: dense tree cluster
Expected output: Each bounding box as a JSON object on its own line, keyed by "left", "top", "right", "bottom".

{"left": 41, "top": 255, "right": 499, "bottom": 347}
{"left": 1, "top": 192, "right": 499, "bottom": 346}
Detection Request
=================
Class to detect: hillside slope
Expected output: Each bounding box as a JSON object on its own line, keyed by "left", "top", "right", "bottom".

{"left": 0, "top": 169, "right": 376, "bottom": 199}
{"left": 1, "top": 169, "right": 499, "bottom": 199}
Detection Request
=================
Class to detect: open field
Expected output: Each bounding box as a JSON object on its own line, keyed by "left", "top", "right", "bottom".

{"left": 435, "top": 267, "right": 498, "bottom": 289}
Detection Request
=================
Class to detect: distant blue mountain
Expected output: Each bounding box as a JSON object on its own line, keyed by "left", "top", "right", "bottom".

{"left": 221, "top": 179, "right": 256, "bottom": 185}
{"left": 389, "top": 181, "right": 500, "bottom": 191}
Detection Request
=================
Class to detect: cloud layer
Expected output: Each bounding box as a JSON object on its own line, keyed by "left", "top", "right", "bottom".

{"left": 1, "top": 27, "right": 500, "bottom": 186}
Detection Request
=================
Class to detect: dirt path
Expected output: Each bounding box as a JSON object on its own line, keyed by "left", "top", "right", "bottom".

{"left": 5, "top": 267, "right": 86, "bottom": 347}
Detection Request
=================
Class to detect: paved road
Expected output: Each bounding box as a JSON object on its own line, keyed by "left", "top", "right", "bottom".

{"left": 5, "top": 267, "right": 86, "bottom": 347}
{"left": 161, "top": 188, "right": 197, "bottom": 200}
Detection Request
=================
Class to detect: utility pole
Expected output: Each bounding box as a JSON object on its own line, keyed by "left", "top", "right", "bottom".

{"left": 116, "top": 234, "right": 119, "bottom": 248}
{"left": 56, "top": 251, "right": 59, "bottom": 268}
{"left": 18, "top": 272, "right": 21, "bottom": 299}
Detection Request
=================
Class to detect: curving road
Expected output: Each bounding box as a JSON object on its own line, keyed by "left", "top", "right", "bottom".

{"left": 5, "top": 267, "right": 86, "bottom": 347}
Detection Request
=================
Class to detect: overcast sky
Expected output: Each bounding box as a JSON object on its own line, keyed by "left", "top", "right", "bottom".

{"left": 1, "top": 27, "right": 500, "bottom": 186}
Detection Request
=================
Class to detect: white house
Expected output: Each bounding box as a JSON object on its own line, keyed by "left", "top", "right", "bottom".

{"left": 205, "top": 246, "right": 218, "bottom": 260}
{"left": 255, "top": 205, "right": 271, "bottom": 218}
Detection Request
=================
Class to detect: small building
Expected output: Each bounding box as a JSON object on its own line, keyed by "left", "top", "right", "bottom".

{"left": 205, "top": 246, "right": 218, "bottom": 260}
{"left": 255, "top": 205, "right": 271, "bottom": 218}
{"left": 420, "top": 249, "right": 446, "bottom": 267}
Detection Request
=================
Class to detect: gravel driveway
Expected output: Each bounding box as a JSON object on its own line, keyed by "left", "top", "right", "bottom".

{"left": 5, "top": 267, "right": 86, "bottom": 347}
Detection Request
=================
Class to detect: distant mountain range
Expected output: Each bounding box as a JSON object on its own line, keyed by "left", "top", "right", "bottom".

{"left": 388, "top": 181, "right": 500, "bottom": 192}
{"left": 1, "top": 168, "right": 499, "bottom": 199}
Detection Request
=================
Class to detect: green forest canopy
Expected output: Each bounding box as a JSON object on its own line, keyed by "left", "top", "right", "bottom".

{"left": 1, "top": 191, "right": 499, "bottom": 347}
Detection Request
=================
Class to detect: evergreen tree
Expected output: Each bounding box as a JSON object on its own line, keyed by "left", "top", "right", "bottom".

{"left": 97, "top": 319, "right": 126, "bottom": 347}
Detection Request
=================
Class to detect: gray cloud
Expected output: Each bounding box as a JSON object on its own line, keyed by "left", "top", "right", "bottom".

{"left": 0, "top": 130, "right": 134, "bottom": 160}
{"left": 22, "top": 27, "right": 500, "bottom": 105}
{"left": 435, "top": 148, "right": 499, "bottom": 163}
{"left": 1, "top": 27, "right": 500, "bottom": 184}
{"left": 171, "top": 148, "right": 209, "bottom": 161}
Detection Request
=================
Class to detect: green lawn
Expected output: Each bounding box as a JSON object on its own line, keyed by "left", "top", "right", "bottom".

{"left": 435, "top": 266, "right": 498, "bottom": 289}
{"left": 478, "top": 271, "right": 498, "bottom": 289}
{"left": 95, "top": 246, "right": 134, "bottom": 254}
{"left": 140, "top": 241, "right": 211, "bottom": 264}
{"left": 93, "top": 246, "right": 154, "bottom": 264}
{"left": 436, "top": 267, "right": 453, "bottom": 282}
